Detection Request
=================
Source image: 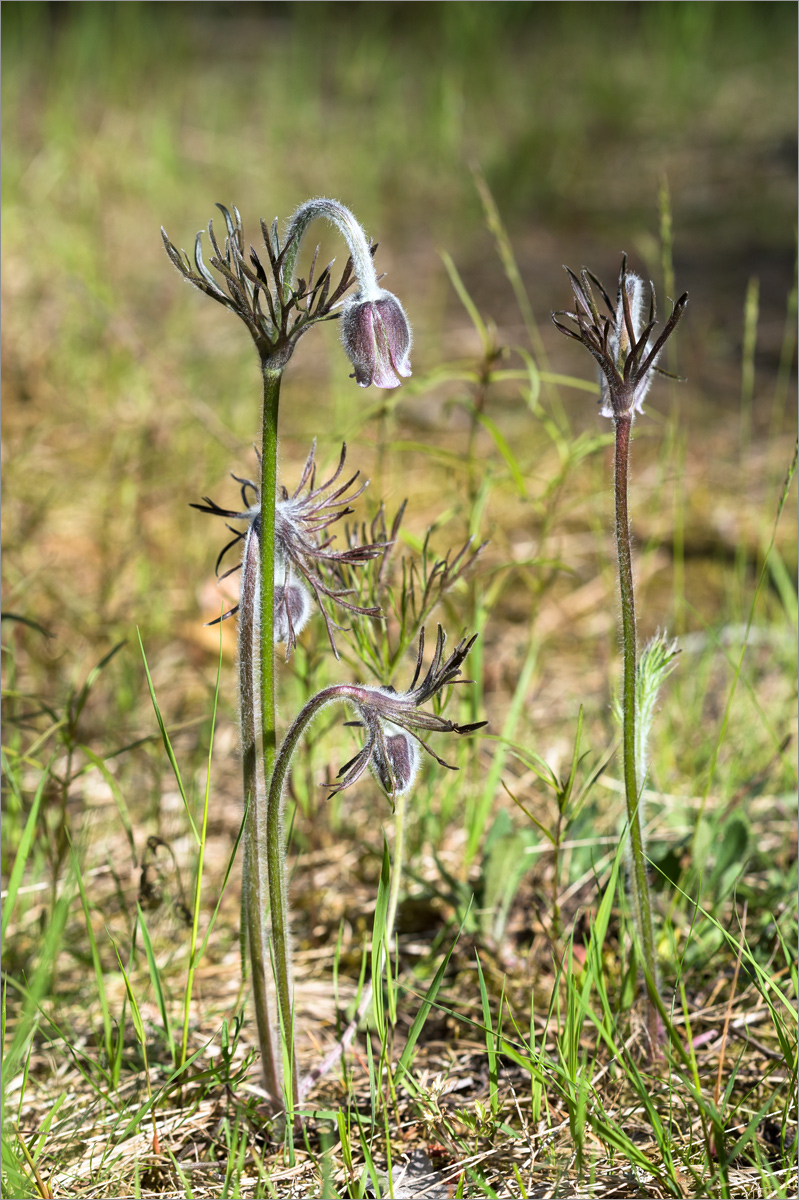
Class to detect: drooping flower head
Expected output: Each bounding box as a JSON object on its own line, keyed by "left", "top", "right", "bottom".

{"left": 340, "top": 290, "right": 412, "bottom": 389}
{"left": 192, "top": 442, "right": 389, "bottom": 657}
{"left": 284, "top": 198, "right": 412, "bottom": 389}
{"left": 552, "top": 255, "right": 688, "bottom": 420}
{"left": 331, "top": 625, "right": 486, "bottom": 802}
{"left": 163, "top": 199, "right": 412, "bottom": 388}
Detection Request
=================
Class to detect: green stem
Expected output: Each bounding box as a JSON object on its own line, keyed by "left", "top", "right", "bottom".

{"left": 551, "top": 810, "right": 563, "bottom": 941}
{"left": 386, "top": 790, "right": 407, "bottom": 947}
{"left": 260, "top": 368, "right": 282, "bottom": 783}
{"left": 239, "top": 367, "right": 284, "bottom": 1107}
{"left": 240, "top": 522, "right": 280, "bottom": 1103}
{"left": 614, "top": 414, "right": 659, "bottom": 1051}
{"left": 265, "top": 682, "right": 378, "bottom": 1108}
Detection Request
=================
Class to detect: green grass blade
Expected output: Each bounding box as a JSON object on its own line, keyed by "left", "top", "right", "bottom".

{"left": 180, "top": 622, "right": 222, "bottom": 1069}
{"left": 1, "top": 756, "right": 55, "bottom": 941}
{"left": 396, "top": 906, "right": 470, "bottom": 1091}
{"left": 466, "top": 637, "right": 538, "bottom": 862}
{"left": 471, "top": 407, "right": 527, "bottom": 497}
{"left": 195, "top": 801, "right": 248, "bottom": 965}
{"left": 475, "top": 952, "right": 498, "bottom": 1113}
{"left": 70, "top": 640, "right": 126, "bottom": 727}
{"left": 137, "top": 903, "right": 177, "bottom": 1066}
{"left": 370, "top": 837, "right": 391, "bottom": 1042}
{"left": 74, "top": 744, "right": 137, "bottom": 862}
{"left": 137, "top": 628, "right": 199, "bottom": 844}
{"left": 70, "top": 838, "right": 114, "bottom": 1072}
{"left": 440, "top": 249, "right": 490, "bottom": 351}
{"left": 109, "top": 934, "right": 146, "bottom": 1048}
{"left": 3, "top": 891, "right": 71, "bottom": 1084}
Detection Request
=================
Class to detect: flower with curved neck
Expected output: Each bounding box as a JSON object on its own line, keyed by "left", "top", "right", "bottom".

{"left": 340, "top": 290, "right": 412, "bottom": 388}
{"left": 167, "top": 198, "right": 417, "bottom": 1114}
{"left": 282, "top": 197, "right": 383, "bottom": 300}
{"left": 262, "top": 625, "right": 485, "bottom": 1105}
{"left": 329, "top": 625, "right": 486, "bottom": 799}
{"left": 282, "top": 197, "right": 412, "bottom": 389}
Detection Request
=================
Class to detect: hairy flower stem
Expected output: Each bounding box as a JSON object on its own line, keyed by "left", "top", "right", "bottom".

{"left": 241, "top": 366, "right": 284, "bottom": 1106}
{"left": 240, "top": 532, "right": 280, "bottom": 1103}
{"left": 260, "top": 367, "right": 291, "bottom": 1102}
{"left": 282, "top": 198, "right": 381, "bottom": 302}
{"left": 614, "top": 414, "right": 659, "bottom": 1052}
{"left": 265, "top": 683, "right": 412, "bottom": 1104}
{"left": 386, "top": 790, "right": 407, "bottom": 945}
{"left": 260, "top": 368, "right": 282, "bottom": 777}
{"left": 266, "top": 686, "right": 358, "bottom": 1108}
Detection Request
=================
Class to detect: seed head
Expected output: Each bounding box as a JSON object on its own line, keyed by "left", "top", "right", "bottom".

{"left": 164, "top": 199, "right": 412, "bottom": 386}
{"left": 162, "top": 204, "right": 364, "bottom": 371}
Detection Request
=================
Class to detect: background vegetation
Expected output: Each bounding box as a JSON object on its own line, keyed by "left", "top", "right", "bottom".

{"left": 2, "top": 3, "right": 796, "bottom": 1196}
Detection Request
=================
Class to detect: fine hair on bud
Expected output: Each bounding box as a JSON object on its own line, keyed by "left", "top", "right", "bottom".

{"left": 371, "top": 720, "right": 421, "bottom": 798}
{"left": 273, "top": 568, "right": 312, "bottom": 650}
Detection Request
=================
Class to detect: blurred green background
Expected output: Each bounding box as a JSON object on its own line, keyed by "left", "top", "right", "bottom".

{"left": 2, "top": 0, "right": 796, "bottom": 735}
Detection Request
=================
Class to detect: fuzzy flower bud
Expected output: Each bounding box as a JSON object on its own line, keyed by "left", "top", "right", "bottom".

{"left": 273, "top": 572, "right": 312, "bottom": 647}
{"left": 283, "top": 198, "right": 412, "bottom": 389}
{"left": 371, "top": 720, "right": 421, "bottom": 797}
{"left": 340, "top": 290, "right": 413, "bottom": 389}
{"left": 552, "top": 255, "right": 688, "bottom": 421}
{"left": 330, "top": 626, "right": 486, "bottom": 802}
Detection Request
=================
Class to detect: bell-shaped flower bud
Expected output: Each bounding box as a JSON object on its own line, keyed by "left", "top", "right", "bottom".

{"left": 371, "top": 721, "right": 421, "bottom": 797}
{"left": 327, "top": 627, "right": 486, "bottom": 802}
{"left": 341, "top": 290, "right": 412, "bottom": 389}
{"left": 273, "top": 575, "right": 312, "bottom": 647}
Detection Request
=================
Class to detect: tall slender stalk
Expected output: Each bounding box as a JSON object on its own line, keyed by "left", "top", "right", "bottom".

{"left": 253, "top": 366, "right": 285, "bottom": 1101}
{"left": 265, "top": 684, "right": 339, "bottom": 1109}
{"left": 239, "top": 511, "right": 280, "bottom": 1103}
{"left": 259, "top": 368, "right": 282, "bottom": 777}
{"left": 552, "top": 256, "right": 687, "bottom": 1055}
{"left": 614, "top": 414, "right": 659, "bottom": 1050}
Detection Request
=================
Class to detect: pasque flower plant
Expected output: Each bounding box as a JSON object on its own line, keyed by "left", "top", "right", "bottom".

{"left": 553, "top": 256, "right": 687, "bottom": 1053}
{"left": 164, "top": 200, "right": 477, "bottom": 1118}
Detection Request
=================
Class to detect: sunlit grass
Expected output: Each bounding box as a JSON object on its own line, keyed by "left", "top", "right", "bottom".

{"left": 3, "top": 4, "right": 797, "bottom": 1197}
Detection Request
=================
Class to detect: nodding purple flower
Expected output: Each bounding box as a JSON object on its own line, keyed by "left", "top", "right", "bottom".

{"left": 552, "top": 255, "right": 688, "bottom": 420}
{"left": 162, "top": 203, "right": 367, "bottom": 372}
{"left": 192, "top": 441, "right": 389, "bottom": 657}
{"left": 165, "top": 199, "right": 413, "bottom": 385}
{"left": 332, "top": 625, "right": 486, "bottom": 802}
{"left": 340, "top": 290, "right": 412, "bottom": 389}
